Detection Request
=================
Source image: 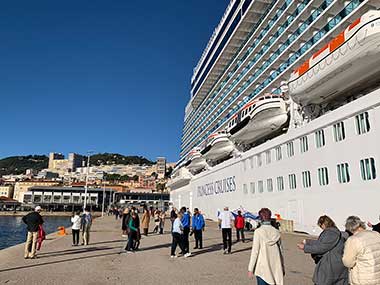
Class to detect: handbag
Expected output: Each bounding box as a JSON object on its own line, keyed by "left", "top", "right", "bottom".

{"left": 310, "top": 231, "right": 342, "bottom": 264}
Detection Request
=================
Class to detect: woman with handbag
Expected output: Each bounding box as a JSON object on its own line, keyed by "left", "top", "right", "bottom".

{"left": 297, "top": 215, "right": 348, "bottom": 285}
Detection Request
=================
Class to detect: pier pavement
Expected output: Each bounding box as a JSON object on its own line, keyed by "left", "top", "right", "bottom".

{"left": 0, "top": 215, "right": 314, "bottom": 285}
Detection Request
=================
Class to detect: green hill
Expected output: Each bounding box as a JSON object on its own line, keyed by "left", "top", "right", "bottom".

{"left": 0, "top": 155, "right": 48, "bottom": 176}
{"left": 89, "top": 153, "right": 154, "bottom": 166}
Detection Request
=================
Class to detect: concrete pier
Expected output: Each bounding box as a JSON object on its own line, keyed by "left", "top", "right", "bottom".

{"left": 0, "top": 216, "right": 314, "bottom": 284}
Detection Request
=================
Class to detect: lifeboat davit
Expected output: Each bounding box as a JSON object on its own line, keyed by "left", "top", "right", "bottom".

{"left": 227, "top": 94, "right": 289, "bottom": 146}
{"left": 167, "top": 166, "right": 192, "bottom": 190}
{"left": 185, "top": 148, "right": 207, "bottom": 173}
{"left": 201, "top": 132, "right": 235, "bottom": 162}
{"left": 289, "top": 10, "right": 380, "bottom": 106}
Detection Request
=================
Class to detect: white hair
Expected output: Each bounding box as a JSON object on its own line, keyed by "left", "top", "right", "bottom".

{"left": 345, "top": 216, "right": 366, "bottom": 233}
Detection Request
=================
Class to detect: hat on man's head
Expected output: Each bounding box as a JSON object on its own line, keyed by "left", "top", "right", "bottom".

{"left": 35, "top": 206, "right": 42, "bottom": 212}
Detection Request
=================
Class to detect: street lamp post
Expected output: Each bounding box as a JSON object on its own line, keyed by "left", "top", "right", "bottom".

{"left": 102, "top": 180, "right": 106, "bottom": 217}
{"left": 83, "top": 151, "right": 93, "bottom": 211}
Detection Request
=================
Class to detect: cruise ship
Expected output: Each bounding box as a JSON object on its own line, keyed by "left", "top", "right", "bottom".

{"left": 169, "top": 0, "right": 380, "bottom": 234}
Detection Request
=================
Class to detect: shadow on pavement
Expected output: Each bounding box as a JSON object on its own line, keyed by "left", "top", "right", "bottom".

{"left": 0, "top": 252, "right": 118, "bottom": 273}
{"left": 37, "top": 246, "right": 118, "bottom": 258}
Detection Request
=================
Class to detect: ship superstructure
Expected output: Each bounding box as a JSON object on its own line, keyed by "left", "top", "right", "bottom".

{"left": 170, "top": 0, "right": 380, "bottom": 234}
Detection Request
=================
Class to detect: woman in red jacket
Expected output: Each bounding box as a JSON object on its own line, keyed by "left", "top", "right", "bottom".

{"left": 235, "top": 210, "right": 245, "bottom": 243}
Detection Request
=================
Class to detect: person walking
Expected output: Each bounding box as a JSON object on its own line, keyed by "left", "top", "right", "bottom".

{"left": 153, "top": 209, "right": 160, "bottom": 233}
{"left": 218, "top": 206, "right": 235, "bottom": 254}
{"left": 342, "top": 216, "right": 380, "bottom": 285}
{"left": 81, "top": 207, "right": 92, "bottom": 246}
{"left": 235, "top": 210, "right": 245, "bottom": 243}
{"left": 141, "top": 206, "right": 150, "bottom": 236}
{"left": 171, "top": 213, "right": 191, "bottom": 258}
{"left": 121, "top": 208, "right": 131, "bottom": 237}
{"left": 22, "top": 205, "right": 44, "bottom": 259}
{"left": 180, "top": 206, "right": 191, "bottom": 254}
{"left": 71, "top": 211, "right": 81, "bottom": 246}
{"left": 125, "top": 212, "right": 139, "bottom": 252}
{"left": 170, "top": 207, "right": 177, "bottom": 224}
{"left": 248, "top": 208, "right": 284, "bottom": 285}
{"left": 159, "top": 210, "right": 166, "bottom": 235}
{"left": 297, "top": 215, "right": 348, "bottom": 285}
{"left": 192, "top": 208, "right": 205, "bottom": 249}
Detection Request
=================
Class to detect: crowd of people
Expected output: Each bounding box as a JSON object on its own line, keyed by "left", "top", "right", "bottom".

{"left": 22, "top": 204, "right": 380, "bottom": 285}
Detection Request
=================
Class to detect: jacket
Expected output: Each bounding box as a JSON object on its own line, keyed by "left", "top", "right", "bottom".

{"left": 342, "top": 230, "right": 380, "bottom": 285}
{"left": 71, "top": 215, "right": 81, "bottom": 230}
{"left": 235, "top": 215, "right": 245, "bottom": 229}
{"left": 248, "top": 224, "right": 284, "bottom": 285}
{"left": 22, "top": 212, "right": 44, "bottom": 232}
{"left": 192, "top": 214, "right": 205, "bottom": 230}
{"left": 122, "top": 213, "right": 131, "bottom": 231}
{"left": 128, "top": 218, "right": 138, "bottom": 232}
{"left": 181, "top": 212, "right": 191, "bottom": 228}
{"left": 81, "top": 212, "right": 92, "bottom": 229}
{"left": 141, "top": 210, "right": 150, "bottom": 229}
{"left": 304, "top": 227, "right": 348, "bottom": 285}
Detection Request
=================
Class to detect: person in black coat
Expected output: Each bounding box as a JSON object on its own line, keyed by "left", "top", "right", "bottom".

{"left": 22, "top": 206, "right": 44, "bottom": 259}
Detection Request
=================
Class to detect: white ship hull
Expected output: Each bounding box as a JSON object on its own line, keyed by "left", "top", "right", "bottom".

{"left": 202, "top": 135, "right": 235, "bottom": 162}
{"left": 172, "top": 87, "right": 380, "bottom": 234}
{"left": 231, "top": 100, "right": 288, "bottom": 146}
{"left": 167, "top": 167, "right": 192, "bottom": 190}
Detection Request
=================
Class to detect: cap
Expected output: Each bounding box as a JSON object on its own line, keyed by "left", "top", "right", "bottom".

{"left": 35, "top": 206, "right": 42, "bottom": 212}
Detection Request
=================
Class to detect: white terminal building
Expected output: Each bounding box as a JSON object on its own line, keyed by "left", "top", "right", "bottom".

{"left": 170, "top": 0, "right": 380, "bottom": 234}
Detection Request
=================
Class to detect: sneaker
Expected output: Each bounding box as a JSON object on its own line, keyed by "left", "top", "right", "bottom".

{"left": 223, "top": 250, "right": 228, "bottom": 255}
{"left": 193, "top": 246, "right": 198, "bottom": 249}
{"left": 184, "top": 252, "right": 192, "bottom": 258}
{"left": 170, "top": 255, "right": 177, "bottom": 258}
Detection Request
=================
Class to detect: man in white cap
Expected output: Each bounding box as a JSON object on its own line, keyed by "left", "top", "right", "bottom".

{"left": 22, "top": 205, "right": 44, "bottom": 259}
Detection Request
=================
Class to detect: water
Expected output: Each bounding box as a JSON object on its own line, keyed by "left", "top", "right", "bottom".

{"left": 0, "top": 216, "right": 72, "bottom": 250}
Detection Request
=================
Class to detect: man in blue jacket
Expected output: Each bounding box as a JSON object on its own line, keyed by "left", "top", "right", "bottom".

{"left": 180, "top": 206, "right": 191, "bottom": 254}
{"left": 192, "top": 208, "right": 205, "bottom": 249}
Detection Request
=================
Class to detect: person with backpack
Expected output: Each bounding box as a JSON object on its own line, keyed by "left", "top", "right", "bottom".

{"left": 22, "top": 206, "right": 44, "bottom": 259}
{"left": 297, "top": 215, "right": 348, "bottom": 285}
{"left": 81, "top": 207, "right": 93, "bottom": 246}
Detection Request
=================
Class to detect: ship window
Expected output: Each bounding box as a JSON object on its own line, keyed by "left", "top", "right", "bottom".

{"left": 257, "top": 154, "right": 262, "bottom": 167}
{"left": 337, "top": 163, "right": 350, "bottom": 183}
{"left": 243, "top": 183, "right": 248, "bottom": 194}
{"left": 333, "top": 121, "right": 346, "bottom": 142}
{"left": 300, "top": 136, "right": 309, "bottom": 153}
{"left": 267, "top": 179, "right": 273, "bottom": 192}
{"left": 318, "top": 167, "right": 329, "bottom": 186}
{"left": 315, "top": 129, "right": 325, "bottom": 148}
{"left": 360, "top": 158, "right": 376, "bottom": 181}
{"left": 258, "top": 180, "right": 264, "bottom": 193}
{"left": 250, "top": 182, "right": 255, "bottom": 194}
{"left": 277, "top": 176, "right": 284, "bottom": 191}
{"left": 266, "top": 150, "right": 272, "bottom": 164}
{"left": 302, "top": 171, "right": 312, "bottom": 188}
{"left": 275, "top": 146, "right": 282, "bottom": 161}
{"left": 287, "top": 141, "right": 294, "bottom": 157}
{"left": 355, "top": 112, "right": 370, "bottom": 135}
{"left": 250, "top": 157, "right": 254, "bottom": 169}
{"left": 289, "top": 174, "right": 297, "bottom": 190}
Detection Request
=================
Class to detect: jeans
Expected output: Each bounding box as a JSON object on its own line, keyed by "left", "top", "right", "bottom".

{"left": 194, "top": 229, "right": 203, "bottom": 248}
{"left": 222, "top": 228, "right": 232, "bottom": 253}
{"left": 256, "top": 276, "right": 269, "bottom": 285}
{"left": 82, "top": 225, "right": 91, "bottom": 245}
{"left": 171, "top": 232, "right": 185, "bottom": 256}
{"left": 183, "top": 227, "right": 190, "bottom": 253}
{"left": 236, "top": 228, "right": 245, "bottom": 242}
{"left": 72, "top": 229, "right": 80, "bottom": 245}
{"left": 126, "top": 231, "right": 137, "bottom": 251}
{"left": 24, "top": 231, "right": 38, "bottom": 258}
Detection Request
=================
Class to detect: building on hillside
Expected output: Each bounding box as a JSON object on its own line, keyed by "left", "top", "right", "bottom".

{"left": 23, "top": 186, "right": 115, "bottom": 211}
{"left": 0, "top": 196, "right": 21, "bottom": 210}
{"left": 139, "top": 175, "right": 156, "bottom": 189}
{"left": 0, "top": 185, "right": 14, "bottom": 198}
{"left": 156, "top": 157, "right": 166, "bottom": 179}
{"left": 48, "top": 152, "right": 85, "bottom": 175}
{"left": 13, "top": 181, "right": 60, "bottom": 203}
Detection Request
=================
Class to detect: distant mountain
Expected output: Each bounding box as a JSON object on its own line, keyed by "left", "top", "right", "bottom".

{"left": 0, "top": 155, "right": 48, "bottom": 176}
{"left": 89, "top": 153, "right": 154, "bottom": 166}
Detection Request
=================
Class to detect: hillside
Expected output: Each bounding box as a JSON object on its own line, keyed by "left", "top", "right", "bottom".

{"left": 0, "top": 155, "right": 48, "bottom": 176}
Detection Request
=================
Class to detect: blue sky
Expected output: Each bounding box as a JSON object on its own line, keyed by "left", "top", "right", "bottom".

{"left": 0, "top": 0, "right": 229, "bottom": 162}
